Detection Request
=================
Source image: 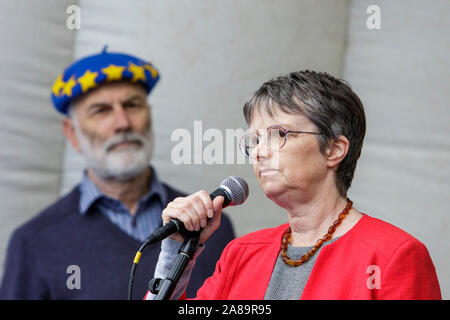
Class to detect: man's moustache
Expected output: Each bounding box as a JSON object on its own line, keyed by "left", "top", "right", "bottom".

{"left": 104, "top": 134, "right": 146, "bottom": 153}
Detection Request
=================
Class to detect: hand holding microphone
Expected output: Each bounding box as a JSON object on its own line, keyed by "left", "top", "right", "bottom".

{"left": 162, "top": 176, "right": 249, "bottom": 245}
{"left": 163, "top": 191, "right": 224, "bottom": 244}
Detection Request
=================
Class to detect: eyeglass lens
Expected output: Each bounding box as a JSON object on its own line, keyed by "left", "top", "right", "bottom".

{"left": 240, "top": 127, "right": 286, "bottom": 157}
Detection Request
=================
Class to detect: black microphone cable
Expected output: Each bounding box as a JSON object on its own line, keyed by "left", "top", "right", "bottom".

{"left": 127, "top": 239, "right": 149, "bottom": 301}
{"left": 127, "top": 220, "right": 184, "bottom": 300}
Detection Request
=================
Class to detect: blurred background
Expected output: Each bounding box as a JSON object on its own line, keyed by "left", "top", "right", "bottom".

{"left": 0, "top": 0, "right": 449, "bottom": 298}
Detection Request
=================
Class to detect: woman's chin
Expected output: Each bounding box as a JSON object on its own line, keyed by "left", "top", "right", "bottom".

{"left": 260, "top": 179, "right": 285, "bottom": 200}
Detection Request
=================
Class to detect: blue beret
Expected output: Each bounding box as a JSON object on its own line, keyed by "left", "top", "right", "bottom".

{"left": 51, "top": 46, "right": 160, "bottom": 115}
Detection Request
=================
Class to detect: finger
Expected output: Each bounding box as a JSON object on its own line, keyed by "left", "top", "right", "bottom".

{"left": 167, "top": 199, "right": 202, "bottom": 232}
{"left": 195, "top": 190, "right": 214, "bottom": 226}
{"left": 208, "top": 196, "right": 224, "bottom": 228}
{"left": 212, "top": 196, "right": 225, "bottom": 218}
{"left": 198, "top": 196, "right": 223, "bottom": 245}
{"left": 172, "top": 197, "right": 185, "bottom": 203}
{"left": 162, "top": 206, "right": 188, "bottom": 242}
{"left": 189, "top": 197, "right": 207, "bottom": 230}
{"left": 163, "top": 202, "right": 184, "bottom": 223}
{"left": 178, "top": 199, "right": 201, "bottom": 232}
{"left": 163, "top": 206, "right": 195, "bottom": 232}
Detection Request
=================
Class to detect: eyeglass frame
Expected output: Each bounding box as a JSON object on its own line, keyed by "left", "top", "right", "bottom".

{"left": 239, "top": 124, "right": 323, "bottom": 158}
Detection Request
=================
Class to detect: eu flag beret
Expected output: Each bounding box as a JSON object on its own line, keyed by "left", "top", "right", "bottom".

{"left": 51, "top": 46, "right": 160, "bottom": 115}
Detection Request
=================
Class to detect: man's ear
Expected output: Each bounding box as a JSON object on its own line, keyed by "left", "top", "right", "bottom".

{"left": 62, "top": 117, "right": 82, "bottom": 153}
{"left": 325, "top": 135, "right": 349, "bottom": 170}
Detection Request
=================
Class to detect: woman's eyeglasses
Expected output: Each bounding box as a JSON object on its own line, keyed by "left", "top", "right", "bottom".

{"left": 239, "top": 125, "right": 322, "bottom": 158}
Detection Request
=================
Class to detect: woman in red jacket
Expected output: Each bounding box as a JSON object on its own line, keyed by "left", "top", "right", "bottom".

{"left": 150, "top": 70, "right": 441, "bottom": 300}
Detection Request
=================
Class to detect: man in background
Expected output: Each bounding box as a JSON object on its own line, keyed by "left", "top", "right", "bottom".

{"left": 0, "top": 48, "right": 235, "bottom": 299}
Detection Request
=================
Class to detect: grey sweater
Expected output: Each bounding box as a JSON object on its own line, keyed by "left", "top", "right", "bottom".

{"left": 264, "top": 236, "right": 340, "bottom": 300}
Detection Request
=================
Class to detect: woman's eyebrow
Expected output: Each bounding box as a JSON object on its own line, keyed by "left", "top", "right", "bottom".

{"left": 251, "top": 123, "right": 294, "bottom": 131}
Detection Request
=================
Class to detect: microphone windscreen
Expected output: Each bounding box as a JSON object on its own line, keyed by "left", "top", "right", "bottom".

{"left": 220, "top": 176, "right": 249, "bottom": 206}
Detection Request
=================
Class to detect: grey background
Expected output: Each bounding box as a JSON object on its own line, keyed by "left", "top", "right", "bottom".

{"left": 0, "top": 0, "right": 449, "bottom": 298}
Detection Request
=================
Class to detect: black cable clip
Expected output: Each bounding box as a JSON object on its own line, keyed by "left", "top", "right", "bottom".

{"left": 148, "top": 277, "right": 162, "bottom": 294}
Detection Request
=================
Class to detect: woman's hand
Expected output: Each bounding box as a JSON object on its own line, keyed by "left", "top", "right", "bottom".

{"left": 162, "top": 190, "right": 225, "bottom": 244}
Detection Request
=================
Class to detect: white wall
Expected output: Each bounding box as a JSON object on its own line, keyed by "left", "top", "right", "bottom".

{"left": 344, "top": 0, "right": 450, "bottom": 299}
{"left": 1, "top": 0, "right": 448, "bottom": 298}
{"left": 0, "top": 0, "right": 77, "bottom": 277}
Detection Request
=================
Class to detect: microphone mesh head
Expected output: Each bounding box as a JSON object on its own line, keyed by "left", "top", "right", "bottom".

{"left": 220, "top": 176, "right": 249, "bottom": 206}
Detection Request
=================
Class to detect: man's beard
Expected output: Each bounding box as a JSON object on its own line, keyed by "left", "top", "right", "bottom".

{"left": 73, "top": 121, "right": 154, "bottom": 181}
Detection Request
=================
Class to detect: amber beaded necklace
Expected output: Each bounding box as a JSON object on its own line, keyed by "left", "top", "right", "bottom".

{"left": 280, "top": 198, "right": 353, "bottom": 267}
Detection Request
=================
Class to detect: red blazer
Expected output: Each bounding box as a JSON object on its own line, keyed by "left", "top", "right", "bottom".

{"left": 191, "top": 214, "right": 441, "bottom": 300}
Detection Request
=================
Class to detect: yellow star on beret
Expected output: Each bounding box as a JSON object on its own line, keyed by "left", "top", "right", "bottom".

{"left": 61, "top": 76, "right": 77, "bottom": 97}
{"left": 78, "top": 70, "right": 99, "bottom": 92}
{"left": 52, "top": 74, "right": 65, "bottom": 96}
{"left": 144, "top": 64, "right": 158, "bottom": 79}
{"left": 128, "top": 62, "right": 146, "bottom": 82}
{"left": 101, "top": 64, "right": 125, "bottom": 81}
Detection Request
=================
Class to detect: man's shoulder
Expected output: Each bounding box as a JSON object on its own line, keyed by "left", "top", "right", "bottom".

{"left": 11, "top": 186, "right": 81, "bottom": 240}
{"left": 160, "top": 181, "right": 187, "bottom": 200}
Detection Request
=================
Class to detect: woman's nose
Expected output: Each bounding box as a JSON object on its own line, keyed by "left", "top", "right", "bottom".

{"left": 252, "top": 138, "right": 272, "bottom": 160}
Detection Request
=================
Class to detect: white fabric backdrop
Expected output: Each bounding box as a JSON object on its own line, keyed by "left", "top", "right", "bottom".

{"left": 0, "top": 0, "right": 77, "bottom": 278}
{"left": 0, "top": 0, "right": 448, "bottom": 298}
{"left": 343, "top": 0, "right": 450, "bottom": 299}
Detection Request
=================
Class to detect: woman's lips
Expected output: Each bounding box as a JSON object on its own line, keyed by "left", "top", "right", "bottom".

{"left": 259, "top": 168, "right": 278, "bottom": 176}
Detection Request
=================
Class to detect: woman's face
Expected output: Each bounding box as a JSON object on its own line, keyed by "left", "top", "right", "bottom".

{"left": 249, "top": 108, "right": 329, "bottom": 206}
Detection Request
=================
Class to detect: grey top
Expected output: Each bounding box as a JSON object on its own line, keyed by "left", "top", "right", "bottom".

{"left": 264, "top": 236, "right": 340, "bottom": 300}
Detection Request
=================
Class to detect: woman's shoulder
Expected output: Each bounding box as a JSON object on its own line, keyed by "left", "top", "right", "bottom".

{"left": 350, "top": 214, "right": 428, "bottom": 256}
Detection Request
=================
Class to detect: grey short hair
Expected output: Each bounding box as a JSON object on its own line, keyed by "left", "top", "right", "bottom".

{"left": 243, "top": 70, "right": 366, "bottom": 197}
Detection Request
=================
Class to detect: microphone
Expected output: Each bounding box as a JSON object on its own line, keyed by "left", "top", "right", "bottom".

{"left": 148, "top": 176, "right": 249, "bottom": 243}
{"left": 128, "top": 176, "right": 249, "bottom": 300}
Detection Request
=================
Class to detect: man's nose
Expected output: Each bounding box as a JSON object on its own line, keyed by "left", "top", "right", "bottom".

{"left": 113, "top": 106, "right": 131, "bottom": 131}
